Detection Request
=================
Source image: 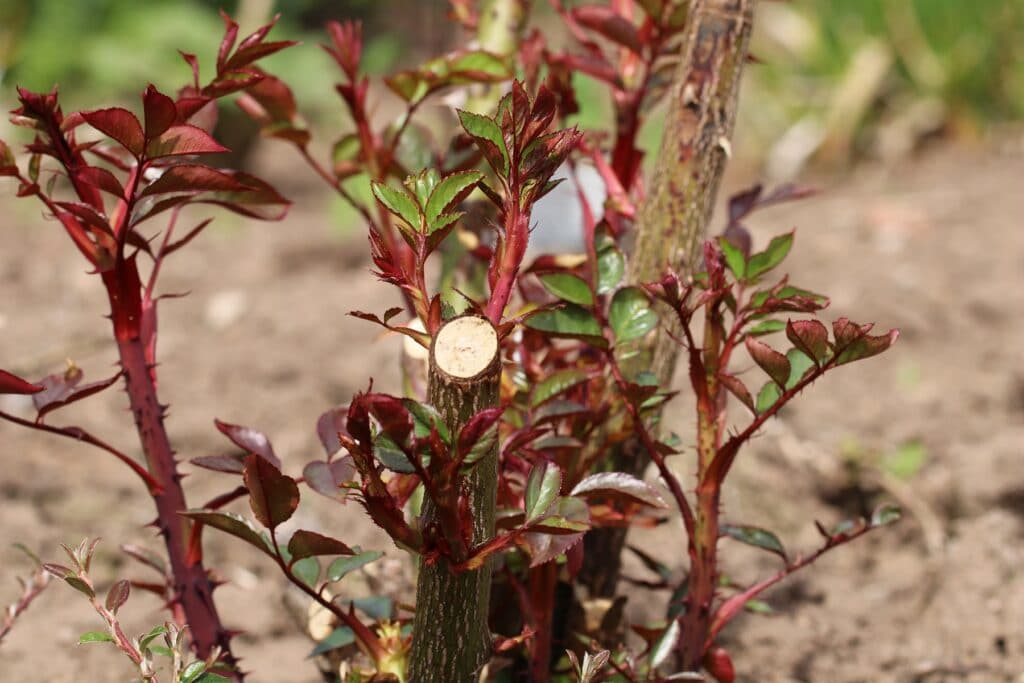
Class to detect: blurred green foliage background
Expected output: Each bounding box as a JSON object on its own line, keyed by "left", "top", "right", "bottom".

{"left": 1, "top": 0, "right": 1019, "bottom": 171}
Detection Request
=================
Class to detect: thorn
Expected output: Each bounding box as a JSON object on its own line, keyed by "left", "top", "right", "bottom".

{"left": 717, "top": 136, "right": 732, "bottom": 159}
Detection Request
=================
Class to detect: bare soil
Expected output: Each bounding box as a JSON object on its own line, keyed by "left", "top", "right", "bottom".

{"left": 1, "top": 143, "right": 1022, "bottom": 682}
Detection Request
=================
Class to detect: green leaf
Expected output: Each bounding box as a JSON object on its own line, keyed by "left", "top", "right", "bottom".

{"left": 181, "top": 510, "right": 273, "bottom": 557}
{"left": 784, "top": 348, "right": 816, "bottom": 390}
{"left": 403, "top": 399, "right": 451, "bottom": 443}
{"left": 139, "top": 625, "right": 168, "bottom": 650}
{"left": 596, "top": 239, "right": 625, "bottom": 294}
{"left": 747, "top": 319, "right": 786, "bottom": 336}
{"left": 181, "top": 661, "right": 207, "bottom": 683}
{"left": 311, "top": 626, "right": 355, "bottom": 656}
{"left": 721, "top": 524, "right": 787, "bottom": 561}
{"left": 425, "top": 171, "right": 482, "bottom": 226}
{"left": 649, "top": 619, "right": 680, "bottom": 669}
{"left": 531, "top": 369, "right": 590, "bottom": 407}
{"left": 745, "top": 599, "right": 774, "bottom": 614}
{"left": 525, "top": 306, "right": 604, "bottom": 343}
{"left": 292, "top": 557, "right": 320, "bottom": 587}
{"left": 347, "top": 595, "right": 394, "bottom": 620}
{"left": 871, "top": 503, "right": 902, "bottom": 527}
{"left": 525, "top": 461, "right": 561, "bottom": 524}
{"left": 539, "top": 273, "right": 594, "bottom": 306}
{"left": 882, "top": 442, "right": 926, "bottom": 480}
{"left": 755, "top": 381, "right": 781, "bottom": 415}
{"left": 718, "top": 236, "right": 747, "bottom": 278}
{"left": 746, "top": 232, "right": 794, "bottom": 280}
{"left": 374, "top": 434, "right": 417, "bottom": 473}
{"left": 457, "top": 109, "right": 508, "bottom": 176}
{"left": 194, "top": 675, "right": 232, "bottom": 683}
{"left": 326, "top": 550, "right": 383, "bottom": 582}
{"left": 371, "top": 181, "right": 422, "bottom": 231}
{"left": 609, "top": 287, "right": 658, "bottom": 343}
{"left": 78, "top": 631, "right": 114, "bottom": 644}
{"left": 448, "top": 50, "right": 512, "bottom": 79}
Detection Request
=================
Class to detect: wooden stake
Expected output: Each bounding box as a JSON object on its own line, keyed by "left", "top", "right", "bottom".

{"left": 408, "top": 316, "right": 501, "bottom": 683}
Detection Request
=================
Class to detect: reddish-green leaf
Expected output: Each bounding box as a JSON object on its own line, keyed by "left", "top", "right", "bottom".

{"left": 214, "top": 419, "right": 281, "bottom": 468}
{"left": 243, "top": 455, "right": 299, "bottom": 530}
{"left": 425, "top": 170, "right": 482, "bottom": 226}
{"left": 371, "top": 181, "right": 421, "bottom": 230}
{"left": 721, "top": 523, "right": 787, "bottom": 561}
{"left": 82, "top": 107, "right": 145, "bottom": 156}
{"left": 105, "top": 579, "right": 130, "bottom": 614}
{"left": 190, "top": 454, "right": 245, "bottom": 474}
{"left": 745, "top": 336, "right": 790, "bottom": 388}
{"left": 525, "top": 461, "right": 561, "bottom": 524}
{"left": 531, "top": 368, "right": 589, "bottom": 407}
{"left": 457, "top": 109, "right": 508, "bottom": 176}
{"left": 833, "top": 318, "right": 899, "bottom": 365}
{"left": 0, "top": 139, "right": 16, "bottom": 175}
{"left": 457, "top": 407, "right": 503, "bottom": 466}
{"left": 746, "top": 232, "right": 794, "bottom": 280}
{"left": 287, "top": 529, "right": 354, "bottom": 562}
{"left": 719, "top": 373, "right": 754, "bottom": 413}
{"left": 570, "top": 472, "right": 668, "bottom": 508}
{"left": 181, "top": 510, "right": 272, "bottom": 556}
{"left": 0, "top": 369, "right": 43, "bottom": 395}
{"left": 786, "top": 319, "right": 829, "bottom": 365}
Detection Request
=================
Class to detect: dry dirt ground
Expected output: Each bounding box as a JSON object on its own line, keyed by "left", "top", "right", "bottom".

{"left": 0, "top": 143, "right": 1022, "bottom": 682}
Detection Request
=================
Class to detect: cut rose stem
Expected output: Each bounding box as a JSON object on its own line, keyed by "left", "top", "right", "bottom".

{"left": 408, "top": 316, "right": 501, "bottom": 683}
{"left": 583, "top": 0, "right": 759, "bottom": 600}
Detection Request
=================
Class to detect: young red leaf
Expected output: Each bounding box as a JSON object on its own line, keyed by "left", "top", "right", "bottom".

{"left": 82, "top": 107, "right": 145, "bottom": 156}
{"left": 0, "top": 369, "right": 43, "bottom": 395}
{"left": 572, "top": 5, "right": 642, "bottom": 54}
{"left": 287, "top": 530, "right": 354, "bottom": 562}
{"left": 718, "top": 373, "right": 754, "bottom": 413}
{"left": 316, "top": 407, "right": 347, "bottom": 457}
{"left": 744, "top": 336, "right": 791, "bottom": 388}
{"left": 243, "top": 454, "right": 299, "bottom": 530}
{"left": 140, "top": 165, "right": 250, "bottom": 197}
{"left": 302, "top": 459, "right": 355, "bottom": 502}
{"left": 32, "top": 368, "right": 121, "bottom": 420}
{"left": 704, "top": 647, "right": 736, "bottom": 683}
{"left": 105, "top": 579, "right": 131, "bottom": 614}
{"left": 146, "top": 124, "right": 229, "bottom": 158}
{"left": 142, "top": 85, "right": 177, "bottom": 140}
{"left": 570, "top": 472, "right": 668, "bottom": 509}
{"left": 190, "top": 453, "right": 245, "bottom": 474}
{"left": 74, "top": 167, "right": 125, "bottom": 199}
{"left": 214, "top": 418, "right": 281, "bottom": 468}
